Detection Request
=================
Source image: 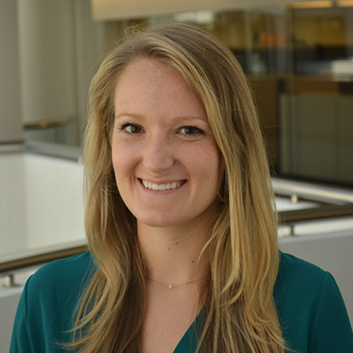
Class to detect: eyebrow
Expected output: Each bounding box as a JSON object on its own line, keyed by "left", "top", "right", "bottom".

{"left": 115, "top": 112, "right": 207, "bottom": 122}
{"left": 115, "top": 112, "right": 142, "bottom": 120}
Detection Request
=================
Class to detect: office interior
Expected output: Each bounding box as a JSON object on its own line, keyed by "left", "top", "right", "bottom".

{"left": 1, "top": 0, "right": 353, "bottom": 350}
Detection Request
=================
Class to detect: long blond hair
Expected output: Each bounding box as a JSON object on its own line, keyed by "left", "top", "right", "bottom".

{"left": 73, "top": 23, "right": 284, "bottom": 353}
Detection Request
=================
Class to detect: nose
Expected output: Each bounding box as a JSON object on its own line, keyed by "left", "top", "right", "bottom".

{"left": 142, "top": 134, "right": 174, "bottom": 174}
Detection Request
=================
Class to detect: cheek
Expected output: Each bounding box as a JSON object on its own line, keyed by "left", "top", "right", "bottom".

{"left": 113, "top": 155, "right": 133, "bottom": 180}
{"left": 191, "top": 146, "right": 223, "bottom": 185}
{"left": 111, "top": 142, "right": 136, "bottom": 180}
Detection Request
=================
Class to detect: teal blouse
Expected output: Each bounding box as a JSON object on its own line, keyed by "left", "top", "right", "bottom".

{"left": 10, "top": 252, "right": 353, "bottom": 352}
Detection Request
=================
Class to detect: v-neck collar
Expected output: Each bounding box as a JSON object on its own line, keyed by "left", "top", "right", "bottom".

{"left": 173, "top": 308, "right": 203, "bottom": 352}
{"left": 138, "top": 308, "right": 204, "bottom": 353}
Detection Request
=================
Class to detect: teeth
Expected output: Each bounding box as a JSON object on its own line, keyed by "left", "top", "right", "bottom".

{"left": 142, "top": 180, "right": 183, "bottom": 190}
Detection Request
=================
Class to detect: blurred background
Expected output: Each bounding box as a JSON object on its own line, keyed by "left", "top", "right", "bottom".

{"left": 1, "top": 0, "right": 353, "bottom": 349}
{"left": 3, "top": 0, "right": 353, "bottom": 182}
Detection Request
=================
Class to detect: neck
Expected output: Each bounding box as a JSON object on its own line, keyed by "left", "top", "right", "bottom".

{"left": 138, "top": 221, "right": 211, "bottom": 286}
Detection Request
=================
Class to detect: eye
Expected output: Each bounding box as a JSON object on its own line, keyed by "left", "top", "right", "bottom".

{"left": 179, "top": 126, "right": 204, "bottom": 136}
{"left": 121, "top": 124, "right": 143, "bottom": 134}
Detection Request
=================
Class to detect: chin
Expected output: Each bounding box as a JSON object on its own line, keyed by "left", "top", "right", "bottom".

{"left": 138, "top": 218, "right": 176, "bottom": 229}
{"left": 136, "top": 213, "right": 185, "bottom": 229}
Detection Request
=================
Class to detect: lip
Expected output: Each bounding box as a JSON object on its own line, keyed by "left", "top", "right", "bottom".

{"left": 138, "top": 178, "right": 187, "bottom": 192}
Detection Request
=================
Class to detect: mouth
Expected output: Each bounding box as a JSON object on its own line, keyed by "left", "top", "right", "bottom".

{"left": 139, "top": 179, "right": 187, "bottom": 191}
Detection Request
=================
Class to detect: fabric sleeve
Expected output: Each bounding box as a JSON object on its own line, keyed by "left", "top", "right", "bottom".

{"left": 9, "top": 276, "right": 34, "bottom": 353}
{"left": 8, "top": 252, "right": 92, "bottom": 353}
{"left": 308, "top": 272, "right": 353, "bottom": 353}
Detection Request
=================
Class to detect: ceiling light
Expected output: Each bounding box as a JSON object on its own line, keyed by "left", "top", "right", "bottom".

{"left": 174, "top": 11, "right": 214, "bottom": 25}
{"left": 337, "top": 0, "right": 353, "bottom": 6}
{"left": 290, "top": 1, "right": 334, "bottom": 8}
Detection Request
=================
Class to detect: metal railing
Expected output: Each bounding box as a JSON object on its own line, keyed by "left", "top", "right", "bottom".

{"left": 0, "top": 244, "right": 88, "bottom": 275}
{"left": 273, "top": 178, "right": 353, "bottom": 229}
{"left": 23, "top": 117, "right": 70, "bottom": 130}
{"left": 272, "top": 178, "right": 353, "bottom": 205}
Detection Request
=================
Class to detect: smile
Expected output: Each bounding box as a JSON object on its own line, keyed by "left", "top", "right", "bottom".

{"left": 140, "top": 179, "right": 186, "bottom": 191}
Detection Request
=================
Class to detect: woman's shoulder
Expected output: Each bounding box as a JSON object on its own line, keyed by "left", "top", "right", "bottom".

{"left": 275, "top": 252, "right": 353, "bottom": 352}
{"left": 25, "top": 251, "right": 95, "bottom": 302}
{"left": 30, "top": 251, "right": 94, "bottom": 279}
{"left": 10, "top": 252, "right": 96, "bottom": 353}
{"left": 275, "top": 251, "right": 339, "bottom": 312}
{"left": 276, "top": 251, "right": 327, "bottom": 288}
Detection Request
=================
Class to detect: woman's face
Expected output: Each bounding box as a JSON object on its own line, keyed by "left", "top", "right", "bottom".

{"left": 112, "top": 59, "right": 224, "bottom": 230}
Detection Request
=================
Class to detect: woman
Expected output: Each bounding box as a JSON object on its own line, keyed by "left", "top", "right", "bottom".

{"left": 10, "top": 23, "right": 353, "bottom": 353}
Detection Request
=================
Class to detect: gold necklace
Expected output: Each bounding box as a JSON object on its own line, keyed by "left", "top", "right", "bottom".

{"left": 145, "top": 276, "right": 203, "bottom": 289}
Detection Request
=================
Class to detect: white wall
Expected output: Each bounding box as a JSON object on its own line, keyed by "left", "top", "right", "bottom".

{"left": 24, "top": 154, "right": 85, "bottom": 249}
{"left": 0, "top": 153, "right": 26, "bottom": 255}
{"left": 73, "top": 0, "right": 107, "bottom": 142}
{"left": 0, "top": 1, "right": 23, "bottom": 143}
{"left": 16, "top": 0, "right": 106, "bottom": 146}
{"left": 17, "top": 0, "right": 77, "bottom": 125}
{"left": 0, "top": 153, "right": 85, "bottom": 259}
{"left": 0, "top": 293, "right": 22, "bottom": 353}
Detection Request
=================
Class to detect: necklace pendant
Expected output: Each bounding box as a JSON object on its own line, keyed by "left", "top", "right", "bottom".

{"left": 168, "top": 284, "right": 173, "bottom": 289}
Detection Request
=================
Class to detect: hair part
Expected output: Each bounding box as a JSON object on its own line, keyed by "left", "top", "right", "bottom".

{"left": 72, "top": 23, "right": 285, "bottom": 353}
